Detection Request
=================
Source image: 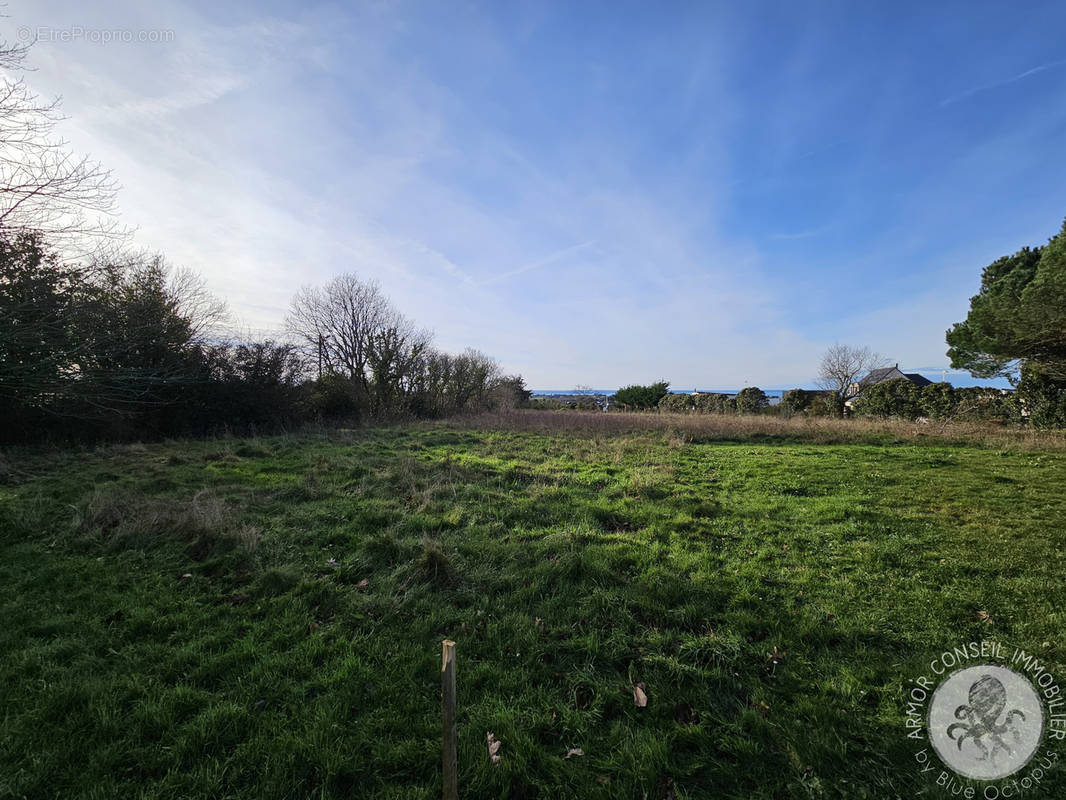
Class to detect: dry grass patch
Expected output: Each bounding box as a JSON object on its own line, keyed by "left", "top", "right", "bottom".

{"left": 457, "top": 409, "right": 1066, "bottom": 450}
{"left": 74, "top": 487, "right": 259, "bottom": 558}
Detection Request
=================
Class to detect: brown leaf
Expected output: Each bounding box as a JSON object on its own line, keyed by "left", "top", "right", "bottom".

{"left": 564, "top": 747, "right": 584, "bottom": 759}
{"left": 977, "top": 610, "right": 992, "bottom": 623}
{"left": 633, "top": 683, "right": 648, "bottom": 708}
{"left": 486, "top": 732, "right": 502, "bottom": 765}
{"left": 356, "top": 578, "right": 370, "bottom": 591}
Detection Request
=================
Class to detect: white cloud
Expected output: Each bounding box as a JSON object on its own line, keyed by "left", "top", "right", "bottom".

{"left": 5, "top": 0, "right": 997, "bottom": 390}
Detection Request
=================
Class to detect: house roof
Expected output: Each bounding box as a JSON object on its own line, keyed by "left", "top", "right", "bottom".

{"left": 858, "top": 365, "right": 933, "bottom": 389}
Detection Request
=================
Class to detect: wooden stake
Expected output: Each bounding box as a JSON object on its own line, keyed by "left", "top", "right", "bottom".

{"left": 441, "top": 639, "right": 458, "bottom": 800}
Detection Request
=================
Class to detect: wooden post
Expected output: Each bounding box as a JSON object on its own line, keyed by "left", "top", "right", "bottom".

{"left": 441, "top": 639, "right": 458, "bottom": 800}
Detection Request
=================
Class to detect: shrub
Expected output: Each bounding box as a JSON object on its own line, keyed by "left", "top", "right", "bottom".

{"left": 811, "top": 393, "right": 843, "bottom": 417}
{"left": 693, "top": 393, "right": 735, "bottom": 414}
{"left": 614, "top": 381, "right": 670, "bottom": 410}
{"left": 1017, "top": 364, "right": 1066, "bottom": 428}
{"left": 954, "top": 387, "right": 1021, "bottom": 423}
{"left": 568, "top": 397, "right": 601, "bottom": 411}
{"left": 307, "top": 373, "right": 362, "bottom": 421}
{"left": 781, "top": 389, "right": 812, "bottom": 415}
{"left": 919, "top": 382, "right": 957, "bottom": 421}
{"left": 852, "top": 378, "right": 922, "bottom": 420}
{"left": 735, "top": 387, "right": 769, "bottom": 415}
{"left": 658, "top": 393, "right": 694, "bottom": 413}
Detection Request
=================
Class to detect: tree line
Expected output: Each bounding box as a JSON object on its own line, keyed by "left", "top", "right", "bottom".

{"left": 0, "top": 41, "right": 525, "bottom": 443}
{"left": 0, "top": 232, "right": 528, "bottom": 443}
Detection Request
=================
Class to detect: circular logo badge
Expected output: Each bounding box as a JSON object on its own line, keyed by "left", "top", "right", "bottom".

{"left": 928, "top": 664, "right": 1044, "bottom": 781}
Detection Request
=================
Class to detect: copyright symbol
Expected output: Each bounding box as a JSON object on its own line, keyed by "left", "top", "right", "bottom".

{"left": 16, "top": 26, "right": 32, "bottom": 42}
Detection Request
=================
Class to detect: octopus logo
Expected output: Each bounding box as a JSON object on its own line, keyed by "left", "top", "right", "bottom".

{"left": 928, "top": 664, "right": 1045, "bottom": 781}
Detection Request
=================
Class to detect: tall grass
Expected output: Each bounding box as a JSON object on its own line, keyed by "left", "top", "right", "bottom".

{"left": 454, "top": 409, "right": 1066, "bottom": 449}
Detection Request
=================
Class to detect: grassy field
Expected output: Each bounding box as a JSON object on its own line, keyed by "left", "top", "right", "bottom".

{"left": 2, "top": 414, "right": 1066, "bottom": 798}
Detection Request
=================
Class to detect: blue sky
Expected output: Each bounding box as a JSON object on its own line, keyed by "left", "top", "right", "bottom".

{"left": 8, "top": 0, "right": 1066, "bottom": 388}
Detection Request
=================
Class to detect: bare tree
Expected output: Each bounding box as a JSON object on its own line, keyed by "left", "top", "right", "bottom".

{"left": 816, "top": 343, "right": 885, "bottom": 414}
{"left": 0, "top": 37, "right": 124, "bottom": 251}
{"left": 286, "top": 273, "right": 431, "bottom": 415}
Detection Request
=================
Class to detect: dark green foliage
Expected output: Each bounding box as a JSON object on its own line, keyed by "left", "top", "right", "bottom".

{"left": 947, "top": 219, "right": 1066, "bottom": 408}
{"left": 613, "top": 381, "right": 669, "bottom": 410}
{"left": 952, "top": 387, "right": 1020, "bottom": 423}
{"left": 692, "top": 393, "right": 736, "bottom": 414}
{"left": 810, "top": 393, "right": 844, "bottom": 417}
{"left": 491, "top": 375, "right": 532, "bottom": 409}
{"left": 306, "top": 373, "right": 362, "bottom": 421}
{"left": 852, "top": 378, "right": 922, "bottom": 419}
{"left": 1017, "top": 363, "right": 1066, "bottom": 428}
{"left": 918, "top": 382, "right": 956, "bottom": 420}
{"left": 947, "top": 243, "right": 1045, "bottom": 378}
{"left": 186, "top": 340, "right": 307, "bottom": 433}
{"left": 0, "top": 233, "right": 525, "bottom": 442}
{"left": 780, "top": 388, "right": 812, "bottom": 415}
{"left": 527, "top": 396, "right": 564, "bottom": 410}
{"left": 0, "top": 232, "right": 84, "bottom": 416}
{"left": 734, "top": 386, "right": 769, "bottom": 414}
{"left": 657, "top": 392, "right": 694, "bottom": 413}
{"left": 854, "top": 380, "right": 1019, "bottom": 423}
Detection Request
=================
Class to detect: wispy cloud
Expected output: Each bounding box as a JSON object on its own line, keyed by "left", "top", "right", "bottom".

{"left": 480, "top": 240, "right": 595, "bottom": 286}
{"left": 940, "top": 59, "right": 1066, "bottom": 107}
{"left": 7, "top": 0, "right": 1062, "bottom": 389}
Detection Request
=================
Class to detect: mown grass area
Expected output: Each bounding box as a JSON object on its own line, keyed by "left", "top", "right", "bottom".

{"left": 2, "top": 420, "right": 1065, "bottom": 798}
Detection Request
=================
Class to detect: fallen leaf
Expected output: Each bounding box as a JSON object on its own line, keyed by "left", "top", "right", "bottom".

{"left": 596, "top": 776, "right": 610, "bottom": 785}
{"left": 633, "top": 684, "right": 648, "bottom": 708}
{"left": 181, "top": 573, "right": 193, "bottom": 579}
{"left": 356, "top": 578, "right": 370, "bottom": 591}
{"left": 486, "top": 732, "right": 501, "bottom": 765}
{"left": 564, "top": 747, "right": 584, "bottom": 759}
{"left": 977, "top": 610, "right": 992, "bottom": 623}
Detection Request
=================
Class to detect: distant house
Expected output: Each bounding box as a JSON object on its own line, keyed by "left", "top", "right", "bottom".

{"left": 846, "top": 364, "right": 933, "bottom": 407}
{"left": 858, "top": 364, "right": 932, "bottom": 390}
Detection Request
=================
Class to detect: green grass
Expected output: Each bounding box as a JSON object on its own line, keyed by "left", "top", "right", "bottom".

{"left": 2, "top": 422, "right": 1065, "bottom": 798}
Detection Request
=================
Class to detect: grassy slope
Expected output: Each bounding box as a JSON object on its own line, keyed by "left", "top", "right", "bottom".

{"left": 1, "top": 424, "right": 1065, "bottom": 799}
